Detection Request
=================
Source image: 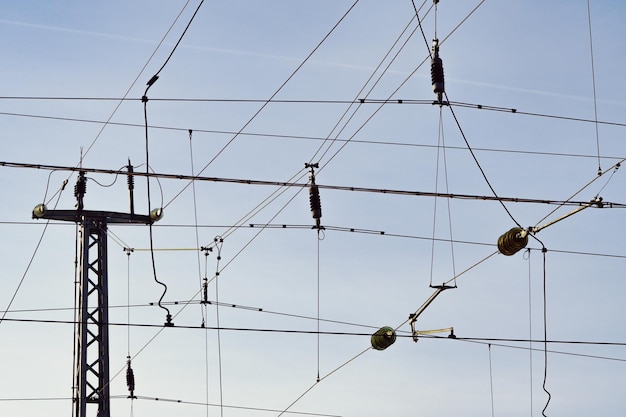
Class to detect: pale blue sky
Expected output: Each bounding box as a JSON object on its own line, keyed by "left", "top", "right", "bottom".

{"left": 1, "top": 1, "right": 625, "bottom": 416}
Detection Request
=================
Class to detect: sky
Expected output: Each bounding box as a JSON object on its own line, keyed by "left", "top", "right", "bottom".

{"left": 1, "top": 1, "right": 626, "bottom": 416}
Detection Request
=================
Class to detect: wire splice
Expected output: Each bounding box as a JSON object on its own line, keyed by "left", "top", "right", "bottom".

{"left": 431, "top": 39, "right": 445, "bottom": 105}
{"left": 305, "top": 163, "right": 322, "bottom": 229}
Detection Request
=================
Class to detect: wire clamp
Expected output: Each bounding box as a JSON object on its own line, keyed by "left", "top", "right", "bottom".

{"left": 409, "top": 324, "right": 455, "bottom": 343}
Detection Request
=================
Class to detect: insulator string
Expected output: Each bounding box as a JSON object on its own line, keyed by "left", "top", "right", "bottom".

{"left": 126, "top": 356, "right": 136, "bottom": 400}
{"left": 431, "top": 38, "right": 445, "bottom": 105}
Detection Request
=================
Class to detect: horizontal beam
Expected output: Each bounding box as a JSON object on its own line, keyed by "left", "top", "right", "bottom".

{"left": 33, "top": 209, "right": 153, "bottom": 225}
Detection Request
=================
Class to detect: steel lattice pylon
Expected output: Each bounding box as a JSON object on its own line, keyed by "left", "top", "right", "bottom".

{"left": 75, "top": 217, "right": 110, "bottom": 417}
{"left": 34, "top": 206, "right": 153, "bottom": 417}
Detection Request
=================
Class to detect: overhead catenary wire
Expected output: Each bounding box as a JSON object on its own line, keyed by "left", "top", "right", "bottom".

{"left": 5, "top": 314, "right": 626, "bottom": 348}
{"left": 53, "top": 0, "right": 195, "bottom": 199}
{"left": 6, "top": 159, "right": 626, "bottom": 208}
{"left": 445, "top": 95, "right": 523, "bottom": 229}
{"left": 6, "top": 219, "right": 624, "bottom": 261}
{"left": 308, "top": 1, "right": 489, "bottom": 178}
{"left": 309, "top": 7, "right": 428, "bottom": 165}
{"left": 3, "top": 4, "right": 620, "bottom": 416}
{"left": 164, "top": 0, "right": 362, "bottom": 209}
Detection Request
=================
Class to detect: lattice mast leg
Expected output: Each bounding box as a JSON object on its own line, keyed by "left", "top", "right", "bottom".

{"left": 73, "top": 217, "right": 111, "bottom": 417}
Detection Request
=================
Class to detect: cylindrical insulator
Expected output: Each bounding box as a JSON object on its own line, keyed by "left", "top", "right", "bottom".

{"left": 497, "top": 227, "right": 528, "bottom": 256}
{"left": 74, "top": 174, "right": 86, "bottom": 199}
{"left": 371, "top": 326, "right": 396, "bottom": 351}
{"left": 126, "top": 366, "right": 135, "bottom": 392}
{"left": 309, "top": 185, "right": 322, "bottom": 220}
{"left": 431, "top": 57, "right": 445, "bottom": 95}
{"left": 127, "top": 164, "right": 134, "bottom": 190}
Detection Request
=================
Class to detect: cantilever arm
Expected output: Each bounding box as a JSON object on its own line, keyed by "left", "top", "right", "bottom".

{"left": 408, "top": 285, "right": 454, "bottom": 341}
{"left": 531, "top": 197, "right": 603, "bottom": 234}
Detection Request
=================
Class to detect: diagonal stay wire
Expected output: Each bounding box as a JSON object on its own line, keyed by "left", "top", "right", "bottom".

{"left": 278, "top": 249, "right": 498, "bottom": 417}
{"left": 310, "top": 6, "right": 428, "bottom": 163}
{"left": 200, "top": 8, "right": 433, "bottom": 265}
{"left": 205, "top": 168, "right": 309, "bottom": 246}
{"left": 411, "top": 0, "right": 434, "bottom": 60}
{"left": 164, "top": 0, "right": 362, "bottom": 209}
{"left": 445, "top": 95, "right": 523, "bottom": 228}
{"left": 0, "top": 182, "right": 66, "bottom": 326}
{"left": 318, "top": 34, "right": 430, "bottom": 169}
{"left": 533, "top": 158, "right": 624, "bottom": 228}
{"left": 73, "top": 0, "right": 193, "bottom": 172}
{"left": 317, "top": 0, "right": 488, "bottom": 171}
{"left": 277, "top": 347, "right": 371, "bottom": 417}
{"left": 586, "top": 0, "right": 602, "bottom": 175}
{"left": 203, "top": 177, "right": 311, "bottom": 286}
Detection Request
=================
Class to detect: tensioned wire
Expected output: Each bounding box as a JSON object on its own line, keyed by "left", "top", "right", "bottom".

{"left": 308, "top": 2, "right": 430, "bottom": 164}
{"left": 2, "top": 4, "right": 616, "bottom": 416}
{"left": 13, "top": 4, "right": 608, "bottom": 414}
{"left": 163, "top": 0, "right": 363, "bottom": 210}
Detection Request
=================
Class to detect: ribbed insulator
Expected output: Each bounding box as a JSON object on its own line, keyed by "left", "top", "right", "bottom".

{"left": 127, "top": 165, "right": 134, "bottom": 190}
{"left": 309, "top": 184, "right": 322, "bottom": 220}
{"left": 371, "top": 326, "right": 396, "bottom": 351}
{"left": 431, "top": 56, "right": 445, "bottom": 95}
{"left": 497, "top": 227, "right": 528, "bottom": 256}
{"left": 126, "top": 366, "right": 135, "bottom": 392}
{"left": 74, "top": 175, "right": 86, "bottom": 199}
